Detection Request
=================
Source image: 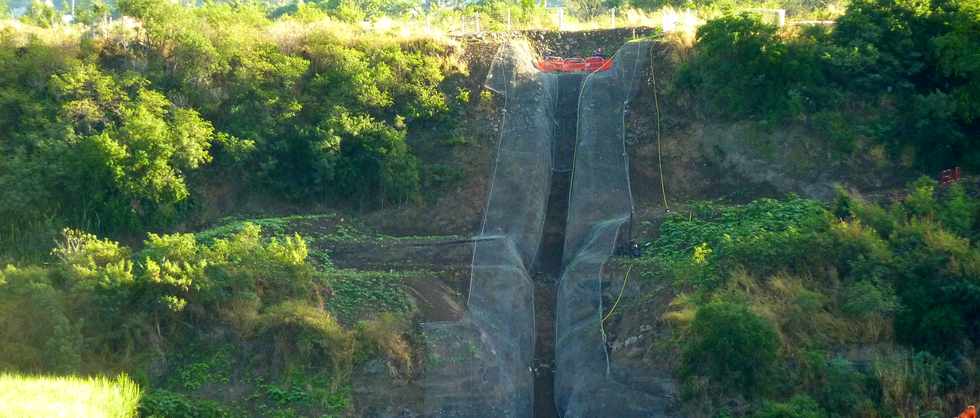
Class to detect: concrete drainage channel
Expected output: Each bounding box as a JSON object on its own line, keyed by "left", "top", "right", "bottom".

{"left": 532, "top": 72, "right": 585, "bottom": 418}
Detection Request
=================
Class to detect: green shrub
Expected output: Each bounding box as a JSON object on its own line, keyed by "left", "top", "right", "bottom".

{"left": 682, "top": 1, "right": 980, "bottom": 170}
{"left": 679, "top": 14, "right": 826, "bottom": 120}
{"left": 840, "top": 280, "right": 898, "bottom": 319}
{"left": 682, "top": 301, "right": 780, "bottom": 398}
{"left": 0, "top": 265, "right": 81, "bottom": 373}
{"left": 873, "top": 351, "right": 952, "bottom": 417}
{"left": 139, "top": 389, "right": 233, "bottom": 418}
{"left": 0, "top": 5, "right": 463, "bottom": 250}
{"left": 751, "top": 395, "right": 825, "bottom": 418}
{"left": 831, "top": 186, "right": 898, "bottom": 238}
{"left": 1, "top": 221, "right": 328, "bottom": 378}
{"left": 52, "top": 228, "right": 133, "bottom": 288}
{"left": 256, "top": 301, "right": 354, "bottom": 385}
{"left": 0, "top": 58, "right": 217, "bottom": 235}
{"left": 22, "top": 0, "right": 58, "bottom": 27}
{"left": 816, "top": 357, "right": 871, "bottom": 417}
{"left": 649, "top": 197, "right": 832, "bottom": 288}
{"left": 890, "top": 218, "right": 980, "bottom": 355}
{"left": 355, "top": 313, "right": 413, "bottom": 374}
{"left": 654, "top": 180, "right": 980, "bottom": 414}
{"left": 103, "top": 3, "right": 453, "bottom": 205}
{"left": 934, "top": 1, "right": 980, "bottom": 125}
{"left": 936, "top": 183, "right": 978, "bottom": 237}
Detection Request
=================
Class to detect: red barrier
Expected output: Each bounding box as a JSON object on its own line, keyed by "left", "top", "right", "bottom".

{"left": 562, "top": 57, "right": 587, "bottom": 72}
{"left": 940, "top": 166, "right": 962, "bottom": 185}
{"left": 537, "top": 56, "right": 564, "bottom": 72}
{"left": 584, "top": 57, "right": 607, "bottom": 72}
{"left": 536, "top": 56, "right": 614, "bottom": 73}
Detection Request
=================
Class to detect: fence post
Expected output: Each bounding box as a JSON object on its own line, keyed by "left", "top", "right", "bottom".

{"left": 777, "top": 9, "right": 785, "bottom": 26}
{"left": 557, "top": 7, "right": 564, "bottom": 30}
{"left": 476, "top": 12, "right": 481, "bottom": 33}
{"left": 611, "top": 8, "right": 616, "bottom": 28}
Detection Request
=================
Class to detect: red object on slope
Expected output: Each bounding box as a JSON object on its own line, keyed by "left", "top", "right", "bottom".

{"left": 538, "top": 56, "right": 564, "bottom": 72}
{"left": 940, "top": 166, "right": 962, "bottom": 185}
{"left": 957, "top": 405, "right": 976, "bottom": 418}
{"left": 585, "top": 56, "right": 612, "bottom": 72}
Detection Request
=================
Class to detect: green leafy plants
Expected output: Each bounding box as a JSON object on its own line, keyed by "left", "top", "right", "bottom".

{"left": 255, "top": 301, "right": 355, "bottom": 387}
{"left": 647, "top": 197, "right": 831, "bottom": 288}
{"left": 170, "top": 348, "right": 233, "bottom": 391}
{"left": 681, "top": 1, "right": 980, "bottom": 170}
{"left": 321, "top": 269, "right": 417, "bottom": 323}
{"left": 646, "top": 177, "right": 980, "bottom": 414}
{"left": 682, "top": 301, "right": 780, "bottom": 398}
{"left": 750, "top": 395, "right": 826, "bottom": 418}
{"left": 139, "top": 389, "right": 234, "bottom": 418}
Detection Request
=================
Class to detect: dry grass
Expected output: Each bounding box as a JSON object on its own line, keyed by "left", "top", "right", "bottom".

{"left": 356, "top": 313, "right": 414, "bottom": 375}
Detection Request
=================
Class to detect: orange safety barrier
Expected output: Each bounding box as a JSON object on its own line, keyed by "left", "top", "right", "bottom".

{"left": 536, "top": 56, "right": 614, "bottom": 73}
{"left": 562, "top": 57, "right": 587, "bottom": 72}
{"left": 537, "top": 56, "right": 564, "bottom": 72}
{"left": 584, "top": 57, "right": 607, "bottom": 72}
{"left": 958, "top": 405, "right": 976, "bottom": 418}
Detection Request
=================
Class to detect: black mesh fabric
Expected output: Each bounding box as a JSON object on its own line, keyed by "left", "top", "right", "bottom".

{"left": 555, "top": 40, "right": 670, "bottom": 418}
{"left": 421, "top": 39, "right": 554, "bottom": 418}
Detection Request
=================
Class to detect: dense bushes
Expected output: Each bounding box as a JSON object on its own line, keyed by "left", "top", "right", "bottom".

{"left": 139, "top": 389, "right": 234, "bottom": 418}
{"left": 255, "top": 301, "right": 355, "bottom": 384}
{"left": 0, "top": 221, "right": 421, "bottom": 415}
{"left": 682, "top": 301, "right": 780, "bottom": 398}
{"left": 0, "top": 38, "right": 218, "bottom": 235}
{"left": 0, "top": 2, "right": 461, "bottom": 253}
{"left": 0, "top": 265, "right": 82, "bottom": 372}
{"left": 647, "top": 178, "right": 980, "bottom": 416}
{"left": 0, "top": 224, "right": 318, "bottom": 372}
{"left": 648, "top": 197, "right": 832, "bottom": 286}
{"left": 680, "top": 1, "right": 980, "bottom": 168}
{"left": 750, "top": 395, "right": 826, "bottom": 418}
{"left": 678, "top": 14, "right": 828, "bottom": 120}
{"left": 0, "top": 5, "right": 458, "bottom": 413}
{"left": 113, "top": 0, "right": 453, "bottom": 203}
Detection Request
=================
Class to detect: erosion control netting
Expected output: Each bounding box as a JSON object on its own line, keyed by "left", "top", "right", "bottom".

{"left": 555, "top": 40, "right": 669, "bottom": 417}
{"left": 420, "top": 39, "right": 555, "bottom": 418}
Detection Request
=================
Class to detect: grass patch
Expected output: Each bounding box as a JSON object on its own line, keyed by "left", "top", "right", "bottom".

{"left": 0, "top": 373, "right": 141, "bottom": 418}
{"left": 321, "top": 269, "right": 420, "bottom": 323}
{"left": 195, "top": 214, "right": 337, "bottom": 243}
{"left": 166, "top": 346, "right": 234, "bottom": 392}
{"left": 249, "top": 373, "right": 351, "bottom": 417}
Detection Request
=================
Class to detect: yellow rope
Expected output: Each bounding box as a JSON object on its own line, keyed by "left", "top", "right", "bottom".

{"left": 602, "top": 264, "right": 633, "bottom": 325}
{"left": 651, "top": 52, "right": 670, "bottom": 212}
